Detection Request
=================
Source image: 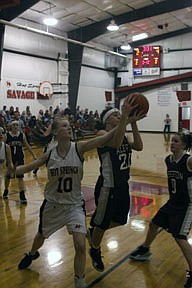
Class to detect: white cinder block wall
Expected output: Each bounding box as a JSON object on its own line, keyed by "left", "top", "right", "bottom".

{"left": 0, "top": 21, "right": 191, "bottom": 132}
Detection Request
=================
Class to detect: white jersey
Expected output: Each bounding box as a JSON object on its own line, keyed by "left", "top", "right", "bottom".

{"left": 0, "top": 142, "right": 6, "bottom": 176}
{"left": 45, "top": 142, "right": 84, "bottom": 204}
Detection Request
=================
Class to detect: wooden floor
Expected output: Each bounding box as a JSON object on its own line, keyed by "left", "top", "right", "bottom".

{"left": 0, "top": 133, "right": 191, "bottom": 288}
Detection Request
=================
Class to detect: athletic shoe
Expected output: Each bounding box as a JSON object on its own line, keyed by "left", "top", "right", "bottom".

{"left": 18, "top": 251, "right": 40, "bottom": 269}
{"left": 86, "top": 227, "right": 94, "bottom": 247}
{"left": 74, "top": 276, "right": 87, "bottom": 288}
{"left": 19, "top": 191, "right": 27, "bottom": 204}
{"left": 33, "top": 169, "right": 38, "bottom": 175}
{"left": 89, "top": 247, "right": 104, "bottom": 272}
{"left": 2, "top": 189, "right": 9, "bottom": 199}
{"left": 184, "top": 270, "right": 192, "bottom": 288}
{"left": 129, "top": 245, "right": 151, "bottom": 261}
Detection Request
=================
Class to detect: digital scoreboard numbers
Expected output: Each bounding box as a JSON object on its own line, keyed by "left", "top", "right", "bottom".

{"left": 133, "top": 46, "right": 161, "bottom": 76}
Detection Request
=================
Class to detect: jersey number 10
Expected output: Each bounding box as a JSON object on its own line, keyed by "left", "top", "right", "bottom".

{"left": 57, "top": 177, "right": 72, "bottom": 193}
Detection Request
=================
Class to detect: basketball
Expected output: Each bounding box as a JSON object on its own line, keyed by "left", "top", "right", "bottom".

{"left": 126, "top": 92, "right": 149, "bottom": 115}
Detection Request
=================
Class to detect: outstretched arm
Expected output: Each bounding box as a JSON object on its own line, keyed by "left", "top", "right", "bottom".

{"left": 77, "top": 125, "right": 118, "bottom": 156}
{"left": 77, "top": 99, "right": 135, "bottom": 156}
{"left": 105, "top": 97, "right": 138, "bottom": 148}
{"left": 16, "top": 152, "right": 48, "bottom": 175}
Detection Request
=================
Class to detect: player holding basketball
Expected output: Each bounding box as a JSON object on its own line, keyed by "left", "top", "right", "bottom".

{"left": 129, "top": 132, "right": 192, "bottom": 288}
{"left": 88, "top": 94, "right": 146, "bottom": 272}
{"left": 16, "top": 98, "right": 136, "bottom": 288}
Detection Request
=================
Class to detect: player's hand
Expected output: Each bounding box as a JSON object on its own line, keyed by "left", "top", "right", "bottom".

{"left": 121, "top": 95, "right": 138, "bottom": 119}
{"left": 128, "top": 110, "right": 147, "bottom": 123}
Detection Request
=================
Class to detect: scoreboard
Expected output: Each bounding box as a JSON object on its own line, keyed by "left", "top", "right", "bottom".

{"left": 133, "top": 45, "right": 161, "bottom": 76}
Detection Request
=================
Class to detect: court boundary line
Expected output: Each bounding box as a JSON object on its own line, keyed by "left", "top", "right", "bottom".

{"left": 87, "top": 252, "right": 132, "bottom": 287}
{"left": 87, "top": 227, "right": 164, "bottom": 287}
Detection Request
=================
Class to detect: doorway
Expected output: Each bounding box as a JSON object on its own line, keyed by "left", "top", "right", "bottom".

{"left": 178, "top": 105, "right": 190, "bottom": 131}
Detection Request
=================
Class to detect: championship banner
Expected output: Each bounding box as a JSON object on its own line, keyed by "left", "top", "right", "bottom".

{"left": 2, "top": 78, "right": 53, "bottom": 100}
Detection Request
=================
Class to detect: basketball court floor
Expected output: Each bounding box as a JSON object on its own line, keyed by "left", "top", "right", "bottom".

{"left": 0, "top": 133, "right": 191, "bottom": 288}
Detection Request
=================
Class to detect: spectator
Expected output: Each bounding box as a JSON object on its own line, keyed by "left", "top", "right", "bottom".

{"left": 164, "top": 114, "right": 171, "bottom": 133}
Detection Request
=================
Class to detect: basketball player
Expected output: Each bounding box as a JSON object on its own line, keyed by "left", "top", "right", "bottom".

{"left": 16, "top": 100, "right": 134, "bottom": 288}
{"left": 88, "top": 95, "right": 146, "bottom": 272}
{"left": 129, "top": 132, "right": 192, "bottom": 288}
{"left": 2, "top": 120, "right": 36, "bottom": 203}
{"left": 0, "top": 127, "right": 14, "bottom": 192}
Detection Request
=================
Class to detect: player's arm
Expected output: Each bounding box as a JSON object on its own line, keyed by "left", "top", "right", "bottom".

{"left": 128, "top": 121, "right": 143, "bottom": 151}
{"left": 187, "top": 156, "right": 192, "bottom": 171}
{"left": 16, "top": 151, "right": 48, "bottom": 175}
{"left": 5, "top": 144, "right": 14, "bottom": 174}
{"left": 77, "top": 112, "right": 136, "bottom": 155}
{"left": 124, "top": 96, "right": 146, "bottom": 151}
{"left": 23, "top": 133, "right": 37, "bottom": 159}
{"left": 101, "top": 96, "right": 137, "bottom": 148}
{"left": 77, "top": 99, "right": 135, "bottom": 154}
{"left": 77, "top": 126, "right": 118, "bottom": 156}
{"left": 106, "top": 105, "right": 130, "bottom": 148}
{"left": 97, "top": 100, "right": 135, "bottom": 149}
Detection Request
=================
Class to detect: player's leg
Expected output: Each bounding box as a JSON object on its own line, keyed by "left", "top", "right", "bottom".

{"left": 3, "top": 174, "right": 10, "bottom": 198}
{"left": 129, "top": 221, "right": 158, "bottom": 261}
{"left": 18, "top": 232, "right": 44, "bottom": 269}
{"left": 18, "top": 177, "right": 27, "bottom": 204}
{"left": 175, "top": 238, "right": 192, "bottom": 288}
{"left": 73, "top": 232, "right": 87, "bottom": 288}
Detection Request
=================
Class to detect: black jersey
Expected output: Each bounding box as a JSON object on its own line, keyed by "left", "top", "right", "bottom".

{"left": 97, "top": 136, "right": 132, "bottom": 188}
{"left": 6, "top": 132, "right": 24, "bottom": 164}
{"left": 165, "top": 154, "right": 192, "bottom": 206}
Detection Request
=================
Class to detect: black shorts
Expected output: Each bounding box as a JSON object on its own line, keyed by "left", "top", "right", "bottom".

{"left": 152, "top": 201, "right": 192, "bottom": 240}
{"left": 90, "top": 183, "right": 130, "bottom": 230}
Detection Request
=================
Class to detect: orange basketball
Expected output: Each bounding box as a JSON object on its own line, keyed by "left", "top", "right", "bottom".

{"left": 126, "top": 92, "right": 149, "bottom": 115}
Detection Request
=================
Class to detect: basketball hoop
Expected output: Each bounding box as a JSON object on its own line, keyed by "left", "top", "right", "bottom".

{"left": 38, "top": 81, "right": 53, "bottom": 99}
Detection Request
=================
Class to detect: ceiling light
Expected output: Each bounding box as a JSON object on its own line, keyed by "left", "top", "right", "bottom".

{"left": 43, "top": 2, "right": 58, "bottom": 26}
{"left": 107, "top": 20, "right": 119, "bottom": 31}
{"left": 120, "top": 43, "right": 131, "bottom": 50}
{"left": 43, "top": 16, "right": 58, "bottom": 26}
{"left": 132, "top": 33, "right": 148, "bottom": 41}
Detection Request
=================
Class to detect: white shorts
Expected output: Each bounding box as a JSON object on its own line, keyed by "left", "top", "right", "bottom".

{"left": 39, "top": 200, "right": 87, "bottom": 238}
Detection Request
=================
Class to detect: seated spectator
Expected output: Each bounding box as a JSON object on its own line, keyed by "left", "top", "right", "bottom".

{"left": 13, "top": 111, "right": 24, "bottom": 132}
{"left": 0, "top": 111, "right": 6, "bottom": 131}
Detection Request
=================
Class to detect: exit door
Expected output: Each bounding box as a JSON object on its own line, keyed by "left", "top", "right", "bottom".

{"left": 178, "top": 106, "right": 190, "bottom": 131}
